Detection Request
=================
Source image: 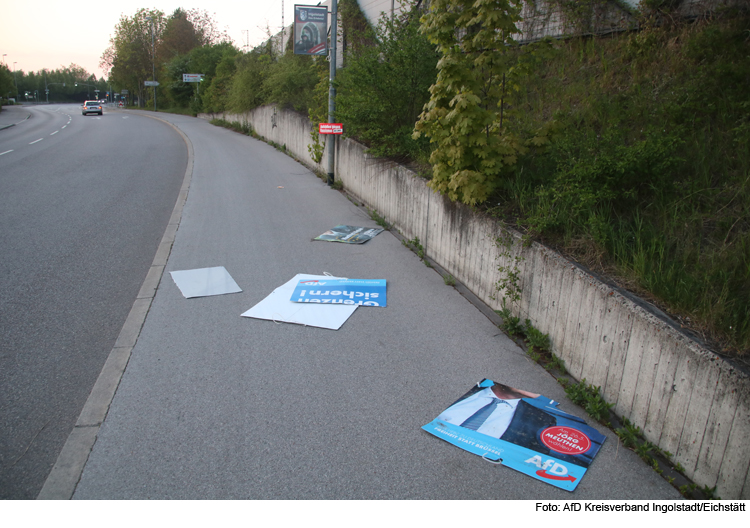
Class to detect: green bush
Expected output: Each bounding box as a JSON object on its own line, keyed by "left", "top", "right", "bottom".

{"left": 265, "top": 51, "right": 321, "bottom": 113}
{"left": 227, "top": 51, "right": 272, "bottom": 113}
{"left": 336, "top": 6, "right": 437, "bottom": 162}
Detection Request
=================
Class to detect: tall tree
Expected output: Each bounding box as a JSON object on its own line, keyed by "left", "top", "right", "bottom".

{"left": 101, "top": 9, "right": 164, "bottom": 106}
{"left": 158, "top": 8, "right": 201, "bottom": 62}
{"left": 163, "top": 41, "right": 239, "bottom": 112}
{"left": 1, "top": 64, "right": 16, "bottom": 101}
{"left": 185, "top": 8, "right": 231, "bottom": 46}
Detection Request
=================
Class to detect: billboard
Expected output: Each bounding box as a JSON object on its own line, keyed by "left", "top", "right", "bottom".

{"left": 294, "top": 5, "right": 328, "bottom": 55}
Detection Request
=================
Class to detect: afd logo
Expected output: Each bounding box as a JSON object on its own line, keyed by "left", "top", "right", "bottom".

{"left": 524, "top": 455, "right": 577, "bottom": 483}
{"left": 300, "top": 280, "right": 325, "bottom": 285}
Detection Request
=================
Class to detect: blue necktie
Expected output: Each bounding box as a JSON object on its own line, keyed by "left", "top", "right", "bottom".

{"left": 461, "top": 399, "right": 505, "bottom": 431}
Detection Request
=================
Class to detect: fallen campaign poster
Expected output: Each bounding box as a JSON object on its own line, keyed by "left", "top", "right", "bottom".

{"left": 294, "top": 5, "right": 328, "bottom": 55}
{"left": 291, "top": 278, "right": 387, "bottom": 307}
{"left": 423, "top": 379, "right": 606, "bottom": 491}
{"left": 314, "top": 225, "right": 384, "bottom": 244}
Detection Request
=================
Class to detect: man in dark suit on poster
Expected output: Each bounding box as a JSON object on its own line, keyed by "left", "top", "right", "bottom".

{"left": 437, "top": 380, "right": 603, "bottom": 467}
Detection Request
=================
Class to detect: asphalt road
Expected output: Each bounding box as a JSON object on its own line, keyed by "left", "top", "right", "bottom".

{"left": 68, "top": 111, "right": 681, "bottom": 499}
{"left": 0, "top": 104, "right": 187, "bottom": 499}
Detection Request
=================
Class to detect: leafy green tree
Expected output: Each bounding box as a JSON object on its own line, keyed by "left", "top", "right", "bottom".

{"left": 336, "top": 6, "right": 438, "bottom": 161}
{"left": 227, "top": 51, "right": 273, "bottom": 113}
{"left": 158, "top": 8, "right": 202, "bottom": 63}
{"left": 157, "top": 8, "right": 229, "bottom": 63}
{"left": 163, "top": 54, "right": 195, "bottom": 108}
{"left": 413, "top": 0, "right": 548, "bottom": 205}
{"left": 101, "top": 9, "right": 165, "bottom": 106}
{"left": 162, "top": 42, "right": 238, "bottom": 112}
{"left": 264, "top": 50, "right": 321, "bottom": 114}
{"left": 47, "top": 64, "right": 104, "bottom": 102}
{"left": 1, "top": 64, "right": 16, "bottom": 101}
{"left": 200, "top": 45, "right": 240, "bottom": 113}
{"left": 184, "top": 7, "right": 231, "bottom": 46}
{"left": 11, "top": 65, "right": 104, "bottom": 102}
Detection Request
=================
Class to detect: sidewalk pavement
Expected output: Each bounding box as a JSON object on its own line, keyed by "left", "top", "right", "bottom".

{"left": 41, "top": 110, "right": 682, "bottom": 500}
{"left": 0, "top": 105, "right": 31, "bottom": 130}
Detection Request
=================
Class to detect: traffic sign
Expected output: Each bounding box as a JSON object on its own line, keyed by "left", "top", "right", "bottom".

{"left": 183, "top": 74, "right": 204, "bottom": 82}
{"left": 319, "top": 123, "right": 343, "bottom": 135}
{"left": 144, "top": 81, "right": 160, "bottom": 86}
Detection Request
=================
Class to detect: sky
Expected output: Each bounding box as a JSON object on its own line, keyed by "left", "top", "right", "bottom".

{"left": 0, "top": 1, "right": 300, "bottom": 79}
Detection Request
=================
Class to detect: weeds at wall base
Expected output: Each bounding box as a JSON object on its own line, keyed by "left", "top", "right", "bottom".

{"left": 368, "top": 208, "right": 390, "bottom": 230}
{"left": 210, "top": 118, "right": 257, "bottom": 138}
{"left": 493, "top": 301, "right": 717, "bottom": 499}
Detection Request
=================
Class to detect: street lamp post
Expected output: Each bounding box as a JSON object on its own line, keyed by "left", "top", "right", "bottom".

{"left": 3, "top": 55, "right": 7, "bottom": 103}
{"left": 145, "top": 16, "right": 156, "bottom": 112}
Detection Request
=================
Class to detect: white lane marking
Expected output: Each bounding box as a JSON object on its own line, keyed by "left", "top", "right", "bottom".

{"left": 51, "top": 131, "right": 59, "bottom": 135}
{"left": 62, "top": 125, "right": 67, "bottom": 129}
{"left": 0, "top": 150, "right": 13, "bottom": 156}
{"left": 30, "top": 138, "right": 43, "bottom": 145}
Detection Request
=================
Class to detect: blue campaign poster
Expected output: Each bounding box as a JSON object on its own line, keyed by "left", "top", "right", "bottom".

{"left": 423, "top": 379, "right": 606, "bottom": 492}
{"left": 290, "top": 278, "right": 387, "bottom": 307}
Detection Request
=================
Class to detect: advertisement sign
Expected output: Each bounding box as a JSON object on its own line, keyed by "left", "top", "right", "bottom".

{"left": 423, "top": 379, "right": 606, "bottom": 491}
{"left": 291, "top": 278, "right": 387, "bottom": 307}
{"left": 319, "top": 123, "right": 343, "bottom": 135}
{"left": 294, "top": 5, "right": 328, "bottom": 55}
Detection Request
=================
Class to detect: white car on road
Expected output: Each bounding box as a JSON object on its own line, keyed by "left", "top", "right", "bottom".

{"left": 81, "top": 101, "right": 103, "bottom": 116}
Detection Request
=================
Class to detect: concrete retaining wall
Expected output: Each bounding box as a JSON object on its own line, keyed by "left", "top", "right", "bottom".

{"left": 201, "top": 107, "right": 750, "bottom": 499}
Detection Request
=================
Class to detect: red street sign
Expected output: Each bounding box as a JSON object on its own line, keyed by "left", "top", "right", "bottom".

{"left": 319, "top": 123, "right": 343, "bottom": 135}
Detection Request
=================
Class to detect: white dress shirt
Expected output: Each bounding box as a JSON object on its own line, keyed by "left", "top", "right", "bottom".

{"left": 437, "top": 387, "right": 521, "bottom": 438}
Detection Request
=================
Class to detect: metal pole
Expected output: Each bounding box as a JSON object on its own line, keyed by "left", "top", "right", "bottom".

{"left": 326, "top": 0, "right": 338, "bottom": 186}
{"left": 151, "top": 19, "right": 156, "bottom": 112}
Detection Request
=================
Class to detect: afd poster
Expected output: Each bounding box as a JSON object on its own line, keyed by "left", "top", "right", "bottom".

{"left": 315, "top": 225, "right": 384, "bottom": 244}
{"left": 294, "top": 5, "right": 328, "bottom": 55}
{"left": 291, "top": 278, "right": 387, "bottom": 307}
{"left": 423, "top": 379, "right": 606, "bottom": 491}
